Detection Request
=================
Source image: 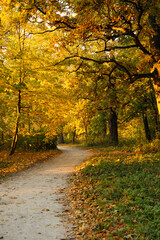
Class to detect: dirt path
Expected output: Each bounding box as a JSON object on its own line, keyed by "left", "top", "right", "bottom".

{"left": 0, "top": 145, "right": 90, "bottom": 240}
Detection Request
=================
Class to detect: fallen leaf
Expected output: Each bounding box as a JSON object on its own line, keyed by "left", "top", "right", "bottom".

{"left": 42, "top": 208, "right": 50, "bottom": 211}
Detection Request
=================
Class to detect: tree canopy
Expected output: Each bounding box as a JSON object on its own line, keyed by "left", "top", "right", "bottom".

{"left": 0, "top": 0, "right": 160, "bottom": 153}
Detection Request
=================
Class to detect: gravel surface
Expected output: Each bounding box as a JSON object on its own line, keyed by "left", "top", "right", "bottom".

{"left": 0, "top": 145, "right": 90, "bottom": 240}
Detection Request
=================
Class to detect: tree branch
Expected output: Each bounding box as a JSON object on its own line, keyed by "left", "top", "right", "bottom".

{"left": 55, "top": 20, "right": 76, "bottom": 29}
{"left": 28, "top": 27, "right": 63, "bottom": 35}
{"left": 34, "top": 0, "right": 46, "bottom": 15}
{"left": 71, "top": 61, "right": 84, "bottom": 72}
{"left": 77, "top": 56, "right": 133, "bottom": 80}
{"left": 131, "top": 72, "right": 156, "bottom": 82}
{"left": 96, "top": 44, "right": 137, "bottom": 53}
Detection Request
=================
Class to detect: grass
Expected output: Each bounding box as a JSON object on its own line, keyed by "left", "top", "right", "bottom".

{"left": 68, "top": 146, "right": 160, "bottom": 240}
{"left": 0, "top": 149, "right": 60, "bottom": 180}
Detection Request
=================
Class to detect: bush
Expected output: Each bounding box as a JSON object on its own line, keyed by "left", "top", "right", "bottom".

{"left": 135, "top": 139, "right": 160, "bottom": 153}
{"left": 16, "top": 134, "right": 57, "bottom": 151}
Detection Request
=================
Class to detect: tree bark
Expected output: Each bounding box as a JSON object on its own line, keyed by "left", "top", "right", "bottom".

{"left": 9, "top": 90, "right": 21, "bottom": 156}
{"left": 108, "top": 107, "right": 118, "bottom": 145}
{"left": 142, "top": 112, "right": 152, "bottom": 141}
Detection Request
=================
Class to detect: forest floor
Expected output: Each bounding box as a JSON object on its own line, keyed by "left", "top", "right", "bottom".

{"left": 0, "top": 145, "right": 91, "bottom": 240}
{"left": 1, "top": 144, "right": 160, "bottom": 240}
{"left": 67, "top": 146, "right": 160, "bottom": 239}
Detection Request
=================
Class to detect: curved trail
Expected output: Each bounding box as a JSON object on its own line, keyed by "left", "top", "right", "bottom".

{"left": 0, "top": 146, "right": 90, "bottom": 240}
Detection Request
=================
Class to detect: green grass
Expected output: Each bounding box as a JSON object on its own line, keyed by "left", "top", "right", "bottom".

{"left": 69, "top": 148, "right": 160, "bottom": 239}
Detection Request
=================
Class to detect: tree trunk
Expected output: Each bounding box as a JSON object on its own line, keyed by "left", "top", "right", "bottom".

{"left": 149, "top": 14, "right": 160, "bottom": 116}
{"left": 142, "top": 112, "right": 152, "bottom": 141}
{"left": 148, "top": 79, "right": 160, "bottom": 135}
{"left": 147, "top": 22, "right": 160, "bottom": 115}
{"left": 1, "top": 131, "right": 4, "bottom": 143}
{"left": 152, "top": 74, "right": 160, "bottom": 118}
{"left": 0, "top": 132, "right": 4, "bottom": 148}
{"left": 58, "top": 132, "right": 65, "bottom": 144}
{"left": 85, "top": 125, "right": 88, "bottom": 144}
{"left": 72, "top": 129, "right": 76, "bottom": 144}
{"left": 9, "top": 90, "right": 21, "bottom": 156}
{"left": 101, "top": 113, "right": 107, "bottom": 142}
{"left": 108, "top": 107, "right": 118, "bottom": 145}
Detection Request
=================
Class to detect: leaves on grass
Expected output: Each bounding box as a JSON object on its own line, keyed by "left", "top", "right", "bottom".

{"left": 0, "top": 150, "right": 60, "bottom": 179}
{"left": 68, "top": 147, "right": 160, "bottom": 240}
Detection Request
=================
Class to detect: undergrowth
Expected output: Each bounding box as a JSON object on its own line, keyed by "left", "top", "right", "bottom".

{"left": 69, "top": 147, "right": 160, "bottom": 240}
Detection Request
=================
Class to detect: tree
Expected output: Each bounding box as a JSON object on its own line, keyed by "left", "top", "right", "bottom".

{"left": 0, "top": 1, "right": 72, "bottom": 153}
{"left": 60, "top": 0, "right": 160, "bottom": 114}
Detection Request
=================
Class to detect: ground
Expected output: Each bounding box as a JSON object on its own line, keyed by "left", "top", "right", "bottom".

{"left": 0, "top": 145, "right": 90, "bottom": 240}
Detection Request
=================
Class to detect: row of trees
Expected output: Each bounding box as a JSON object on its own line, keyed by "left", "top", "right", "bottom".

{"left": 0, "top": 0, "right": 160, "bottom": 154}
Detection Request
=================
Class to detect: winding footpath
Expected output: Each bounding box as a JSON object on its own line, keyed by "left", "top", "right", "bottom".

{"left": 0, "top": 146, "right": 90, "bottom": 240}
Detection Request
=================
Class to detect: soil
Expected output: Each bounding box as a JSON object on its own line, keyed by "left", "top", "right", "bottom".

{"left": 0, "top": 145, "right": 90, "bottom": 240}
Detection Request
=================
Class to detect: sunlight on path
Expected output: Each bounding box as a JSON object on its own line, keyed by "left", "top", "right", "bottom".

{"left": 0, "top": 146, "right": 90, "bottom": 240}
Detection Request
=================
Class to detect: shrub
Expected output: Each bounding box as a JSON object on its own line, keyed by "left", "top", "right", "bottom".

{"left": 135, "top": 139, "right": 160, "bottom": 153}
{"left": 16, "top": 134, "right": 57, "bottom": 151}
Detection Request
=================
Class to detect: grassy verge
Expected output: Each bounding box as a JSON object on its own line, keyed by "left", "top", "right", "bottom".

{"left": 68, "top": 147, "right": 160, "bottom": 240}
{"left": 0, "top": 149, "right": 60, "bottom": 180}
